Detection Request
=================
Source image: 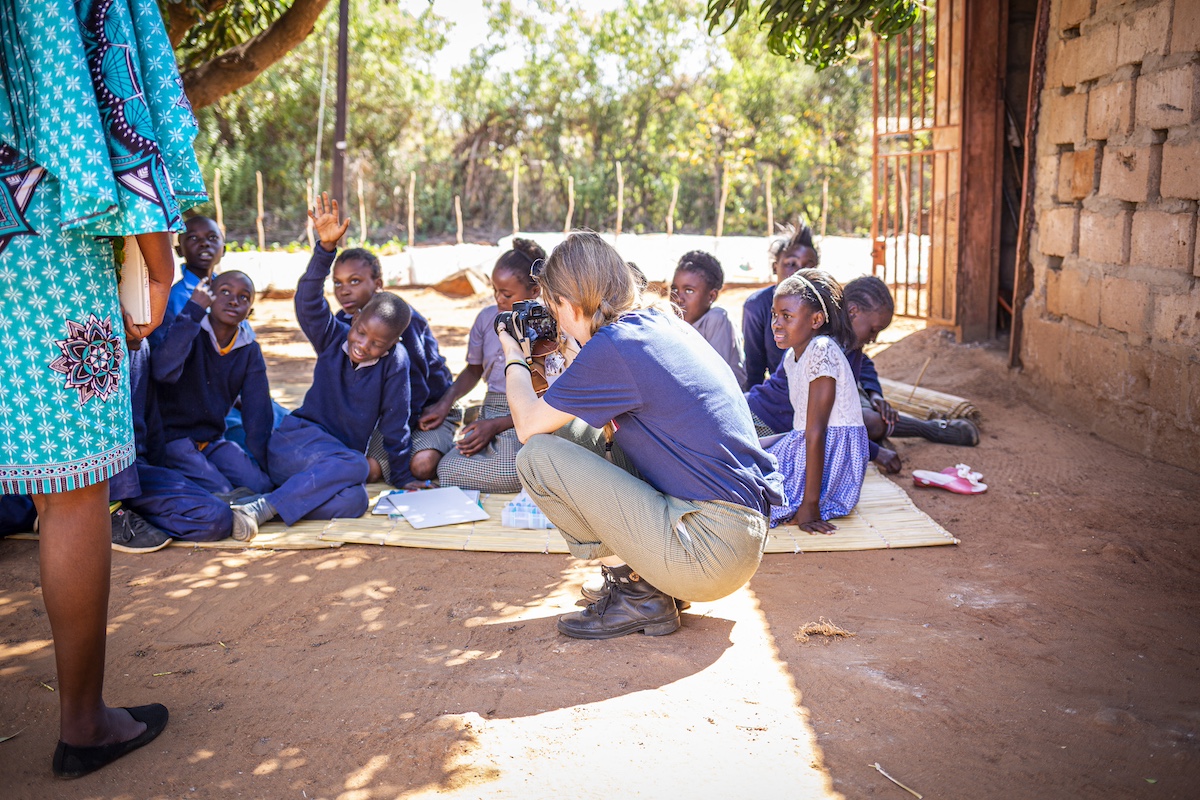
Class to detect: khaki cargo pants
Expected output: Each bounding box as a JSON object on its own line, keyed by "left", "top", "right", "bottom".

{"left": 516, "top": 420, "right": 768, "bottom": 602}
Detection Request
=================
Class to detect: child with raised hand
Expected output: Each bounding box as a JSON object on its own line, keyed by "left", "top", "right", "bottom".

{"left": 766, "top": 269, "right": 870, "bottom": 533}
{"left": 671, "top": 250, "right": 747, "bottom": 389}
{"left": 743, "top": 223, "right": 820, "bottom": 388}
{"left": 232, "top": 195, "right": 414, "bottom": 536}
{"left": 152, "top": 270, "right": 274, "bottom": 498}
{"left": 329, "top": 247, "right": 458, "bottom": 483}
{"left": 426, "top": 238, "right": 546, "bottom": 492}
{"left": 148, "top": 215, "right": 225, "bottom": 348}
{"left": 842, "top": 276, "right": 978, "bottom": 462}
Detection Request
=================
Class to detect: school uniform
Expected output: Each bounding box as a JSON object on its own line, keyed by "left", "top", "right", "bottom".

{"left": 152, "top": 300, "right": 274, "bottom": 494}
{"left": 691, "top": 306, "right": 747, "bottom": 390}
{"left": 741, "top": 285, "right": 782, "bottom": 388}
{"left": 265, "top": 246, "right": 413, "bottom": 526}
{"left": 109, "top": 346, "right": 233, "bottom": 542}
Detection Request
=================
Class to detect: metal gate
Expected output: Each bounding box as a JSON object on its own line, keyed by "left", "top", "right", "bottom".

{"left": 871, "top": 0, "right": 964, "bottom": 324}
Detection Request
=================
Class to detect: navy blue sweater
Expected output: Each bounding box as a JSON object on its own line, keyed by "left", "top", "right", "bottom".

{"left": 152, "top": 300, "right": 274, "bottom": 468}
{"left": 336, "top": 305, "right": 452, "bottom": 426}
{"left": 295, "top": 246, "right": 414, "bottom": 487}
{"left": 742, "top": 285, "right": 782, "bottom": 388}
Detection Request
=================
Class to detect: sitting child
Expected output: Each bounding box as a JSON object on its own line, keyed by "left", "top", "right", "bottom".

{"left": 328, "top": 247, "right": 458, "bottom": 484}
{"left": 152, "top": 270, "right": 274, "bottom": 496}
{"left": 425, "top": 238, "right": 546, "bottom": 492}
{"left": 842, "top": 276, "right": 979, "bottom": 464}
{"left": 671, "top": 250, "right": 746, "bottom": 389}
{"left": 765, "top": 270, "right": 870, "bottom": 533}
{"left": 743, "top": 223, "right": 820, "bottom": 388}
{"left": 111, "top": 337, "right": 238, "bottom": 544}
{"left": 232, "top": 195, "right": 414, "bottom": 535}
{"left": 148, "top": 214, "right": 225, "bottom": 349}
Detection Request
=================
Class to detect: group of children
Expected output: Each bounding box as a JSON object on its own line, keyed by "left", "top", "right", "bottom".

{"left": 0, "top": 214, "right": 982, "bottom": 548}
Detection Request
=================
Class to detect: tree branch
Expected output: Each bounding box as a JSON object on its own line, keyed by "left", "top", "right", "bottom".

{"left": 181, "top": 0, "right": 332, "bottom": 109}
{"left": 166, "top": 0, "right": 227, "bottom": 48}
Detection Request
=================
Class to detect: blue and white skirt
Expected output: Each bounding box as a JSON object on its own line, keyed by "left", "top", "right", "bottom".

{"left": 767, "top": 425, "right": 871, "bottom": 526}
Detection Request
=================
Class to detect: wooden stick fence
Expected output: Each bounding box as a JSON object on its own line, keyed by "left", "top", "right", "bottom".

{"left": 715, "top": 165, "right": 730, "bottom": 239}
{"left": 511, "top": 160, "right": 519, "bottom": 235}
{"left": 213, "top": 168, "right": 224, "bottom": 236}
{"left": 615, "top": 162, "right": 624, "bottom": 238}
{"left": 305, "top": 178, "right": 315, "bottom": 247}
{"left": 407, "top": 171, "right": 416, "bottom": 248}
{"left": 255, "top": 170, "right": 265, "bottom": 250}
{"left": 666, "top": 178, "right": 678, "bottom": 236}
{"left": 454, "top": 195, "right": 463, "bottom": 244}
{"left": 765, "top": 164, "right": 774, "bottom": 235}
{"left": 357, "top": 174, "right": 367, "bottom": 244}
{"left": 564, "top": 175, "right": 574, "bottom": 234}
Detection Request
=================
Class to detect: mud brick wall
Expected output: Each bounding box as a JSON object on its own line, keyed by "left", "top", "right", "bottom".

{"left": 1022, "top": 0, "right": 1200, "bottom": 470}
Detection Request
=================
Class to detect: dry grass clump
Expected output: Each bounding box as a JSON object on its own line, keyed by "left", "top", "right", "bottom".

{"left": 794, "top": 617, "right": 856, "bottom": 644}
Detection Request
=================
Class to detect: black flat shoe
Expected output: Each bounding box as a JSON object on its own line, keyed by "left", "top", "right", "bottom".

{"left": 52, "top": 703, "right": 169, "bottom": 779}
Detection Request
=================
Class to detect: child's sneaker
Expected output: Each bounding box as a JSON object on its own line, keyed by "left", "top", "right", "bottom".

{"left": 229, "top": 495, "right": 278, "bottom": 541}
{"left": 111, "top": 509, "right": 171, "bottom": 553}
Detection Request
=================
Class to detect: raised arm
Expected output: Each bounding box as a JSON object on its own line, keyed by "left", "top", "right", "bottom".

{"left": 149, "top": 293, "right": 208, "bottom": 384}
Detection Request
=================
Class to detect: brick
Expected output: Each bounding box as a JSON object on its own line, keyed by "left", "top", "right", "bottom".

{"left": 1099, "top": 144, "right": 1153, "bottom": 202}
{"left": 1100, "top": 275, "right": 1152, "bottom": 334}
{"left": 1059, "top": 263, "right": 1102, "bottom": 326}
{"left": 1076, "top": 23, "right": 1119, "bottom": 82}
{"left": 1038, "top": 206, "right": 1078, "bottom": 256}
{"left": 1130, "top": 209, "right": 1195, "bottom": 270}
{"left": 1146, "top": 348, "right": 1184, "bottom": 410}
{"left": 1086, "top": 80, "right": 1134, "bottom": 139}
{"left": 1161, "top": 136, "right": 1200, "bottom": 200}
{"left": 1058, "top": 148, "right": 1097, "bottom": 200}
{"left": 1059, "top": 0, "right": 1093, "bottom": 29}
{"left": 1043, "top": 90, "right": 1088, "bottom": 144}
{"left": 1170, "top": 1, "right": 1200, "bottom": 54}
{"left": 1196, "top": 214, "right": 1200, "bottom": 278}
{"left": 1116, "top": 3, "right": 1170, "bottom": 66}
{"left": 1135, "top": 64, "right": 1198, "bottom": 130}
{"left": 1079, "top": 207, "right": 1129, "bottom": 263}
{"left": 1151, "top": 287, "right": 1200, "bottom": 343}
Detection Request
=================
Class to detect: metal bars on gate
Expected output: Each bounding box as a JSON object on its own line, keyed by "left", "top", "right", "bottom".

{"left": 871, "top": 0, "right": 963, "bottom": 324}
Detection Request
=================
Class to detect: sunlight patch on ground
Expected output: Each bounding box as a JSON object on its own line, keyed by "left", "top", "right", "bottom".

{"left": 398, "top": 587, "right": 842, "bottom": 799}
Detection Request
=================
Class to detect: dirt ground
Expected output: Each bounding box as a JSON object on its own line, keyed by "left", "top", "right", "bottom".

{"left": 2, "top": 286, "right": 1198, "bottom": 799}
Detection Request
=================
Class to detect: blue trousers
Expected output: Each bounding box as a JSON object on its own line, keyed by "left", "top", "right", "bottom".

{"left": 266, "top": 415, "right": 369, "bottom": 526}
{"left": 163, "top": 437, "right": 273, "bottom": 495}
{"left": 111, "top": 460, "right": 233, "bottom": 541}
{"left": 0, "top": 495, "right": 36, "bottom": 536}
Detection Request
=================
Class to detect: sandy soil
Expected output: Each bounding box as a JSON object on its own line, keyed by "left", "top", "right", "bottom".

{"left": 1, "top": 287, "right": 1198, "bottom": 799}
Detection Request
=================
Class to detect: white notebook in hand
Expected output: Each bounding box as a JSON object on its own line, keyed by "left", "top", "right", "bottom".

{"left": 118, "top": 236, "right": 151, "bottom": 325}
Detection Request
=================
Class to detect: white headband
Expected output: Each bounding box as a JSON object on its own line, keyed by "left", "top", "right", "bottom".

{"left": 794, "top": 274, "right": 829, "bottom": 322}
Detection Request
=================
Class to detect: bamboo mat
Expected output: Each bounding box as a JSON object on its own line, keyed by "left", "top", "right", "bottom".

{"left": 878, "top": 378, "right": 980, "bottom": 423}
{"left": 317, "top": 467, "right": 959, "bottom": 554}
{"left": 3, "top": 469, "right": 958, "bottom": 554}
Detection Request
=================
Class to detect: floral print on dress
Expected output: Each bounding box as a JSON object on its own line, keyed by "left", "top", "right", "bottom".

{"left": 49, "top": 314, "right": 125, "bottom": 404}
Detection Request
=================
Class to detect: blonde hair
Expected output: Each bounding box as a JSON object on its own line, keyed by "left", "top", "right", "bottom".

{"left": 537, "top": 232, "right": 642, "bottom": 336}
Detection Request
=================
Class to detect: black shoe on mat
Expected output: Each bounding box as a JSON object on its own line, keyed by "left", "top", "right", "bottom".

{"left": 110, "top": 509, "right": 171, "bottom": 553}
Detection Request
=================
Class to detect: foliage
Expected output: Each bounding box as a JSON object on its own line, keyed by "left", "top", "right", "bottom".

{"left": 703, "top": 0, "right": 919, "bottom": 68}
{"left": 162, "top": 0, "right": 289, "bottom": 68}
{"left": 189, "top": 0, "right": 872, "bottom": 243}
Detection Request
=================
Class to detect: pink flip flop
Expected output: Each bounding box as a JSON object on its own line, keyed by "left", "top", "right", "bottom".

{"left": 912, "top": 463, "right": 987, "bottom": 494}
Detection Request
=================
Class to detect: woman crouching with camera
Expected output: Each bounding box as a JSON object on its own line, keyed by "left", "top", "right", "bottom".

{"left": 499, "top": 232, "right": 783, "bottom": 639}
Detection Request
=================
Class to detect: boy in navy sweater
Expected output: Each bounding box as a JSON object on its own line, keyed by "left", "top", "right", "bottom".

{"left": 330, "top": 247, "right": 457, "bottom": 483}
{"left": 153, "top": 271, "right": 274, "bottom": 496}
{"left": 111, "top": 339, "right": 237, "bottom": 543}
{"left": 233, "top": 195, "right": 414, "bottom": 535}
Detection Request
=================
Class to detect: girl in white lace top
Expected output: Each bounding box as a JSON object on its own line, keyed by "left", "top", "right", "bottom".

{"left": 765, "top": 271, "right": 871, "bottom": 532}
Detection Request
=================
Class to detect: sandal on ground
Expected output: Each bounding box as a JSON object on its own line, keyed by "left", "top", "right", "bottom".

{"left": 52, "top": 703, "right": 169, "bottom": 779}
{"left": 912, "top": 464, "right": 987, "bottom": 494}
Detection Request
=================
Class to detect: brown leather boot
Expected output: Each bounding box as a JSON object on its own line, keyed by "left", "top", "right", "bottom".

{"left": 558, "top": 565, "right": 680, "bottom": 639}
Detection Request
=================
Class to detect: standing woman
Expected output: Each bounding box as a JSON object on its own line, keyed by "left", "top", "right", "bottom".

{"left": 500, "top": 233, "right": 782, "bottom": 639}
{"left": 0, "top": 0, "right": 206, "bottom": 778}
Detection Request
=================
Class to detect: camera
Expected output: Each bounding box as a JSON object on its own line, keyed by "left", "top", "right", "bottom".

{"left": 494, "top": 300, "right": 558, "bottom": 346}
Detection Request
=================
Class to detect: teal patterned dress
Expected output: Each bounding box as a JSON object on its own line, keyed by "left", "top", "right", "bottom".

{"left": 0, "top": 0, "right": 206, "bottom": 494}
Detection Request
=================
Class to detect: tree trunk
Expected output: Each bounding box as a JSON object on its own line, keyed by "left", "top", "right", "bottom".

{"left": 181, "top": 0, "right": 333, "bottom": 110}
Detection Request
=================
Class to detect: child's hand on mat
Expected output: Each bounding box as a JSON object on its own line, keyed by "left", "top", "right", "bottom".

{"left": 792, "top": 501, "right": 837, "bottom": 535}
{"left": 309, "top": 192, "right": 351, "bottom": 251}
{"left": 418, "top": 399, "right": 450, "bottom": 431}
{"left": 875, "top": 447, "right": 902, "bottom": 474}
{"left": 403, "top": 479, "right": 438, "bottom": 491}
{"left": 366, "top": 456, "right": 383, "bottom": 483}
{"left": 871, "top": 395, "right": 899, "bottom": 426}
{"left": 191, "top": 277, "right": 214, "bottom": 310}
{"left": 455, "top": 419, "right": 498, "bottom": 456}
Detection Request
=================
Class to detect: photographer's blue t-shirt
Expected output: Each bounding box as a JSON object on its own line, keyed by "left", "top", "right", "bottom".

{"left": 543, "top": 308, "right": 782, "bottom": 515}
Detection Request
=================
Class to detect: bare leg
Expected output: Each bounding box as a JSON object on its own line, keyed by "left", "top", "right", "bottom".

{"left": 33, "top": 481, "right": 146, "bottom": 747}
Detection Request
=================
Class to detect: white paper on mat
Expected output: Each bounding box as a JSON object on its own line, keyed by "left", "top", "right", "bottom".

{"left": 374, "top": 488, "right": 479, "bottom": 515}
{"left": 381, "top": 487, "right": 490, "bottom": 529}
